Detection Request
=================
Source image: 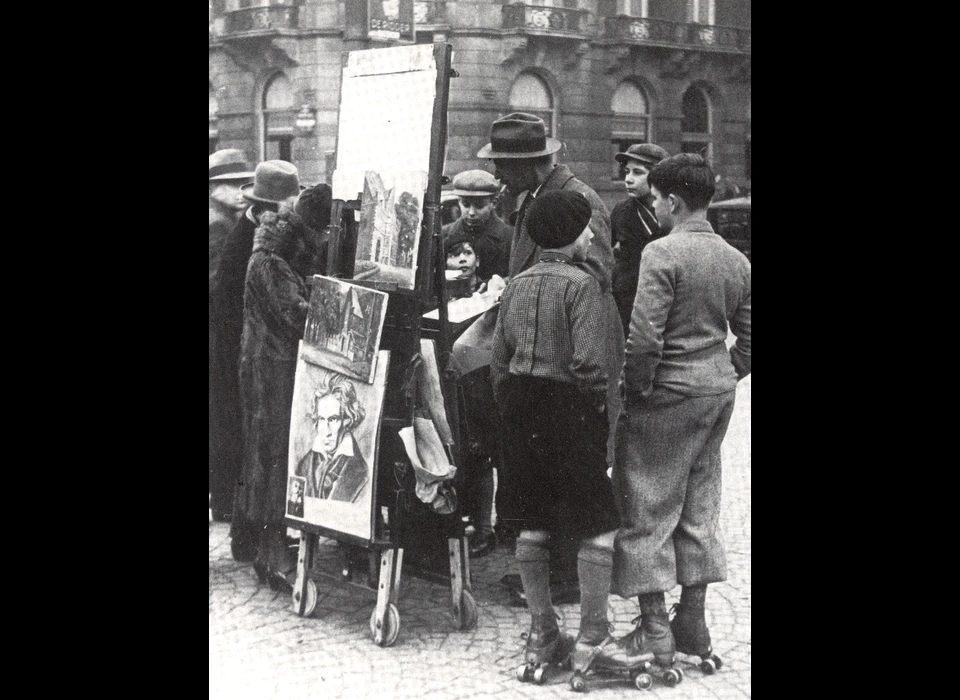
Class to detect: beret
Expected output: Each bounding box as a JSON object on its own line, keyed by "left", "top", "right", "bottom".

{"left": 444, "top": 227, "right": 476, "bottom": 252}
{"left": 614, "top": 143, "right": 670, "bottom": 167}
{"left": 526, "top": 190, "right": 592, "bottom": 249}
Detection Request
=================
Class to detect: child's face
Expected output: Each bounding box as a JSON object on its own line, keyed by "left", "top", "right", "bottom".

{"left": 571, "top": 225, "right": 594, "bottom": 262}
{"left": 446, "top": 242, "right": 478, "bottom": 277}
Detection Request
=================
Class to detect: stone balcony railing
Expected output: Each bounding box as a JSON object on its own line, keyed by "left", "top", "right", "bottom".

{"left": 414, "top": 1, "right": 448, "bottom": 28}
{"left": 605, "top": 15, "right": 750, "bottom": 53}
{"left": 222, "top": 5, "right": 299, "bottom": 35}
{"left": 503, "top": 3, "right": 590, "bottom": 36}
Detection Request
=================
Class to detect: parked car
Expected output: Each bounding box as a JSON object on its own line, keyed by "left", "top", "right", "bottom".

{"left": 440, "top": 191, "right": 461, "bottom": 225}
{"left": 707, "top": 195, "right": 751, "bottom": 262}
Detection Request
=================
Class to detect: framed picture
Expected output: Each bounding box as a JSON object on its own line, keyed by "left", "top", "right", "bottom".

{"left": 302, "top": 276, "right": 388, "bottom": 384}
{"left": 285, "top": 347, "right": 391, "bottom": 542}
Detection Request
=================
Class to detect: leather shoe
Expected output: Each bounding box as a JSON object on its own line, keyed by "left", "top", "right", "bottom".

{"left": 469, "top": 531, "right": 498, "bottom": 559}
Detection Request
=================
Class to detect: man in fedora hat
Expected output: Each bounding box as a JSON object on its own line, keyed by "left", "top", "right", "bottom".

{"left": 209, "top": 160, "right": 302, "bottom": 560}
{"left": 441, "top": 169, "right": 511, "bottom": 283}
{"left": 479, "top": 112, "right": 625, "bottom": 604}
{"left": 611, "top": 143, "right": 671, "bottom": 336}
{"left": 209, "top": 149, "right": 255, "bottom": 523}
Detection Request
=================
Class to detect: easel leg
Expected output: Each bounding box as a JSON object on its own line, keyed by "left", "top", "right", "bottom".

{"left": 449, "top": 536, "right": 477, "bottom": 630}
{"left": 371, "top": 547, "right": 401, "bottom": 646}
{"left": 292, "top": 531, "right": 318, "bottom": 617}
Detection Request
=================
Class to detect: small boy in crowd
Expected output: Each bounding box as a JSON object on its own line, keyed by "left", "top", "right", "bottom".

{"left": 491, "top": 190, "right": 621, "bottom": 675}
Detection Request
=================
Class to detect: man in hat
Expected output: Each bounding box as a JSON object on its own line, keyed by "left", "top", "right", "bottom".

{"left": 209, "top": 160, "right": 303, "bottom": 561}
{"left": 610, "top": 143, "right": 671, "bottom": 336}
{"left": 441, "top": 169, "right": 511, "bottom": 283}
{"left": 604, "top": 153, "right": 750, "bottom": 675}
{"left": 209, "top": 149, "right": 255, "bottom": 523}
{"left": 479, "top": 112, "right": 624, "bottom": 602}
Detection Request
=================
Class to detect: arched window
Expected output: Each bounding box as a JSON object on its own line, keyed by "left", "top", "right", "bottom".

{"left": 611, "top": 80, "right": 650, "bottom": 179}
{"left": 681, "top": 85, "right": 712, "bottom": 161}
{"left": 209, "top": 82, "right": 219, "bottom": 155}
{"left": 508, "top": 72, "right": 555, "bottom": 137}
{"left": 261, "top": 72, "right": 295, "bottom": 162}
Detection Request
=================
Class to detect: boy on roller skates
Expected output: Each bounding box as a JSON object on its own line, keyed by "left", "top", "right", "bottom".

{"left": 606, "top": 154, "right": 751, "bottom": 683}
{"left": 491, "top": 190, "right": 625, "bottom": 684}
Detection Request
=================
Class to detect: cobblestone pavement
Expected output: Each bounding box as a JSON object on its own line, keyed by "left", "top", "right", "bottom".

{"left": 210, "top": 375, "right": 750, "bottom": 699}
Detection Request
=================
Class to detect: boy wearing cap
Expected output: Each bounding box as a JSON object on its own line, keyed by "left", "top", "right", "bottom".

{"left": 210, "top": 149, "right": 255, "bottom": 523}
{"left": 491, "top": 190, "right": 621, "bottom": 677}
{"left": 441, "top": 169, "right": 511, "bottom": 282}
{"left": 611, "top": 143, "right": 670, "bottom": 336}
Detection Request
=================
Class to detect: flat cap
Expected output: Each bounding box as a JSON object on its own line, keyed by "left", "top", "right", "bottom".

{"left": 614, "top": 143, "right": 670, "bottom": 167}
{"left": 449, "top": 170, "right": 501, "bottom": 197}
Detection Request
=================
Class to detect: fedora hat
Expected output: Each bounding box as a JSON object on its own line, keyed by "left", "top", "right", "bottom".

{"left": 477, "top": 112, "right": 562, "bottom": 159}
{"left": 449, "top": 170, "right": 501, "bottom": 197}
{"left": 209, "top": 149, "right": 255, "bottom": 182}
{"left": 615, "top": 143, "right": 670, "bottom": 167}
{"left": 241, "top": 160, "right": 302, "bottom": 204}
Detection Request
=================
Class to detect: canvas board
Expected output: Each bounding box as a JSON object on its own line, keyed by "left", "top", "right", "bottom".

{"left": 302, "top": 276, "right": 388, "bottom": 384}
{"left": 285, "top": 346, "right": 391, "bottom": 542}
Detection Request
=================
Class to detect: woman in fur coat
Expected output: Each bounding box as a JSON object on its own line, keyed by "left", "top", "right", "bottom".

{"left": 233, "top": 202, "right": 311, "bottom": 590}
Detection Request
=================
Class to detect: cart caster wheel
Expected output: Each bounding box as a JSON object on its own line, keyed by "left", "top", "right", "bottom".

{"left": 570, "top": 673, "right": 587, "bottom": 692}
{"left": 516, "top": 664, "right": 531, "bottom": 682}
{"left": 369, "top": 602, "right": 400, "bottom": 647}
{"left": 700, "top": 657, "right": 717, "bottom": 675}
{"left": 663, "top": 668, "right": 682, "bottom": 687}
{"left": 532, "top": 666, "right": 545, "bottom": 684}
{"left": 632, "top": 672, "right": 653, "bottom": 690}
{"left": 454, "top": 590, "right": 478, "bottom": 630}
{"left": 291, "top": 578, "right": 317, "bottom": 617}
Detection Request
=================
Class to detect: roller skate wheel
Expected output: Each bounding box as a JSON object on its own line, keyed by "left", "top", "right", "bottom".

{"left": 291, "top": 578, "right": 318, "bottom": 617}
{"left": 532, "top": 666, "right": 546, "bottom": 684}
{"left": 570, "top": 674, "right": 586, "bottom": 692}
{"left": 633, "top": 673, "right": 653, "bottom": 690}
{"left": 712, "top": 655, "right": 723, "bottom": 670}
{"left": 700, "top": 657, "right": 717, "bottom": 675}
{"left": 676, "top": 667, "right": 684, "bottom": 682}
{"left": 516, "top": 665, "right": 529, "bottom": 682}
{"left": 663, "top": 668, "right": 682, "bottom": 687}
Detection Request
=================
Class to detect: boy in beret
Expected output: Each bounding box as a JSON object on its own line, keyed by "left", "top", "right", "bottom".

{"left": 491, "top": 190, "right": 621, "bottom": 678}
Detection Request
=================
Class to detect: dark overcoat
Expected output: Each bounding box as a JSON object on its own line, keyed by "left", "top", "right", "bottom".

{"left": 232, "top": 211, "right": 309, "bottom": 531}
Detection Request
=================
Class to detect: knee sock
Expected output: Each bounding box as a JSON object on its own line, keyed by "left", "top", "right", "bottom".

{"left": 477, "top": 470, "right": 494, "bottom": 537}
{"left": 680, "top": 584, "right": 707, "bottom": 609}
{"left": 577, "top": 541, "right": 613, "bottom": 642}
{"left": 516, "top": 537, "right": 552, "bottom": 617}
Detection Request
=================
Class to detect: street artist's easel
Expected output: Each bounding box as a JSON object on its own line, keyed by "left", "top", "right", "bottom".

{"left": 286, "top": 43, "right": 477, "bottom": 646}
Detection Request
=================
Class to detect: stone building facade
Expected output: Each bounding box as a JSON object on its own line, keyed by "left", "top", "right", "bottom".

{"left": 209, "top": 0, "right": 751, "bottom": 211}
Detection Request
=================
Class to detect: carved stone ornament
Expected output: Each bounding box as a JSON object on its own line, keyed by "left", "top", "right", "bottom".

{"left": 727, "top": 56, "right": 751, "bottom": 83}
{"left": 660, "top": 50, "right": 702, "bottom": 79}
{"left": 604, "top": 46, "right": 632, "bottom": 75}
{"left": 499, "top": 37, "right": 529, "bottom": 67}
{"left": 222, "top": 36, "right": 299, "bottom": 73}
{"left": 562, "top": 41, "right": 590, "bottom": 71}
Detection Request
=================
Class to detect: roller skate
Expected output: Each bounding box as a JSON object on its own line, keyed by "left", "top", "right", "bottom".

{"left": 515, "top": 611, "right": 575, "bottom": 685}
{"left": 671, "top": 602, "right": 723, "bottom": 675}
{"left": 567, "top": 619, "right": 653, "bottom": 692}
{"left": 582, "top": 594, "right": 684, "bottom": 690}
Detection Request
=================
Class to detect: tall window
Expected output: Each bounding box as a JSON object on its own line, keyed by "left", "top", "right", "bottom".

{"left": 261, "top": 72, "right": 295, "bottom": 162}
{"left": 681, "top": 85, "right": 712, "bottom": 161}
{"left": 508, "top": 72, "right": 555, "bottom": 137}
{"left": 611, "top": 81, "right": 650, "bottom": 179}
{"left": 209, "top": 82, "right": 219, "bottom": 155}
{"left": 619, "top": 0, "right": 648, "bottom": 16}
{"left": 686, "top": 0, "right": 715, "bottom": 24}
